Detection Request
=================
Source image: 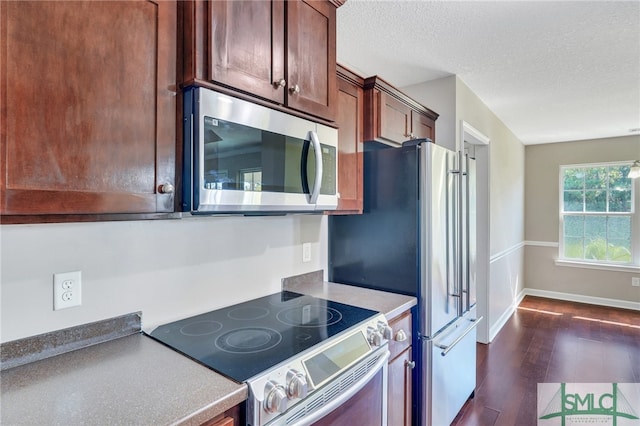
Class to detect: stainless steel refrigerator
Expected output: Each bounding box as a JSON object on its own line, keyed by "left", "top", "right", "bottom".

{"left": 329, "top": 139, "right": 482, "bottom": 426}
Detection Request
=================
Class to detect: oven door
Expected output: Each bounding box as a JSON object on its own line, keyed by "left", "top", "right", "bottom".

{"left": 270, "top": 348, "right": 389, "bottom": 426}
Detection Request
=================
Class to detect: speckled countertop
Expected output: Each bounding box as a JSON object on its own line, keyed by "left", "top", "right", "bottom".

{"left": 1, "top": 272, "right": 414, "bottom": 426}
{"left": 285, "top": 278, "right": 416, "bottom": 321}
{"left": 1, "top": 332, "right": 247, "bottom": 426}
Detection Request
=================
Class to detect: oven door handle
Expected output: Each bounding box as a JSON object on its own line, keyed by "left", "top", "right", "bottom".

{"left": 290, "top": 349, "right": 390, "bottom": 426}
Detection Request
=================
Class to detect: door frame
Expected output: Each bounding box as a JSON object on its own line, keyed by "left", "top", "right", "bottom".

{"left": 458, "top": 120, "right": 490, "bottom": 343}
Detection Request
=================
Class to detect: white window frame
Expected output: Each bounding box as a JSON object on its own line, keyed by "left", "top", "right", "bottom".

{"left": 558, "top": 161, "right": 640, "bottom": 270}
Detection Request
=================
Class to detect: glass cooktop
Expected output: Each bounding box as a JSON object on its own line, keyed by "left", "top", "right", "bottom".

{"left": 147, "top": 291, "right": 378, "bottom": 382}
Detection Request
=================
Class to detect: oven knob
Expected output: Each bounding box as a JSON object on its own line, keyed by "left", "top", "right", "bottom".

{"left": 264, "top": 381, "right": 288, "bottom": 414}
{"left": 377, "top": 321, "right": 393, "bottom": 340}
{"left": 286, "top": 370, "right": 308, "bottom": 399}
{"left": 367, "top": 326, "right": 383, "bottom": 347}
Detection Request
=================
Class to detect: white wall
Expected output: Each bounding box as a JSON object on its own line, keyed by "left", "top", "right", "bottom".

{"left": 1, "top": 215, "right": 328, "bottom": 342}
{"left": 524, "top": 136, "right": 640, "bottom": 308}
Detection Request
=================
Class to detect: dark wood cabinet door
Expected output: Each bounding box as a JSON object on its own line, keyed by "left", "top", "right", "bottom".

{"left": 332, "top": 70, "right": 363, "bottom": 214}
{"left": 388, "top": 311, "right": 413, "bottom": 426}
{"left": 203, "top": 417, "right": 233, "bottom": 426}
{"left": 364, "top": 75, "right": 438, "bottom": 147}
{"left": 378, "top": 91, "right": 412, "bottom": 145}
{"left": 412, "top": 110, "right": 436, "bottom": 141}
{"left": 1, "top": 0, "right": 176, "bottom": 217}
{"left": 388, "top": 348, "right": 413, "bottom": 426}
{"left": 286, "top": 0, "right": 337, "bottom": 121}
{"left": 209, "top": 0, "right": 285, "bottom": 104}
{"left": 184, "top": 0, "right": 337, "bottom": 122}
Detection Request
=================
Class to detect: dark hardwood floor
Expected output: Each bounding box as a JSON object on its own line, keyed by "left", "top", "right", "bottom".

{"left": 451, "top": 296, "right": 640, "bottom": 426}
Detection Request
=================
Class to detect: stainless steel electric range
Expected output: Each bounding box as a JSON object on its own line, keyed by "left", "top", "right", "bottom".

{"left": 147, "top": 291, "right": 391, "bottom": 426}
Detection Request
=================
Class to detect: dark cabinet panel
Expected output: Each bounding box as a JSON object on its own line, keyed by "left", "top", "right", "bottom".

{"left": 387, "top": 311, "right": 413, "bottom": 426}
{"left": 331, "top": 65, "right": 364, "bottom": 214}
{"left": 388, "top": 347, "right": 413, "bottom": 426}
{"left": 412, "top": 109, "right": 435, "bottom": 141}
{"left": 1, "top": 1, "right": 177, "bottom": 219}
{"left": 201, "top": 404, "right": 242, "bottom": 426}
{"left": 286, "top": 0, "right": 337, "bottom": 121}
{"left": 379, "top": 92, "right": 412, "bottom": 144}
{"left": 183, "top": 0, "right": 337, "bottom": 122}
{"left": 363, "top": 75, "right": 438, "bottom": 146}
{"left": 208, "top": 0, "right": 285, "bottom": 104}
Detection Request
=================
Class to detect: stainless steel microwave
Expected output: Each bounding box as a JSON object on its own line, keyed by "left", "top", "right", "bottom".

{"left": 183, "top": 87, "right": 338, "bottom": 214}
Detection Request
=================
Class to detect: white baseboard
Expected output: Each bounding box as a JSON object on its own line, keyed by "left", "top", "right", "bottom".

{"left": 485, "top": 288, "right": 638, "bottom": 344}
{"left": 522, "top": 288, "right": 640, "bottom": 311}
{"left": 488, "top": 289, "right": 527, "bottom": 342}
{"left": 489, "top": 308, "right": 513, "bottom": 342}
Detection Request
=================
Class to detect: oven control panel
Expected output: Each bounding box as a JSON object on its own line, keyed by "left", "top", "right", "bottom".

{"left": 247, "top": 313, "right": 390, "bottom": 426}
{"left": 286, "top": 369, "right": 308, "bottom": 399}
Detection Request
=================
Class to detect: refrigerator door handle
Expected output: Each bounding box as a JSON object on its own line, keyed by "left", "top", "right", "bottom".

{"left": 434, "top": 317, "right": 483, "bottom": 356}
{"left": 446, "top": 167, "right": 456, "bottom": 309}
{"left": 448, "top": 161, "right": 461, "bottom": 307}
{"left": 452, "top": 152, "right": 464, "bottom": 317}
{"left": 462, "top": 151, "right": 471, "bottom": 313}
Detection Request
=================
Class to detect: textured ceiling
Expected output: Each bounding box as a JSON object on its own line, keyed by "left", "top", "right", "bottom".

{"left": 336, "top": 1, "right": 640, "bottom": 145}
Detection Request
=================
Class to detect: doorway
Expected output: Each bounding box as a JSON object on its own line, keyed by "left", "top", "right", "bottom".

{"left": 459, "top": 121, "right": 490, "bottom": 343}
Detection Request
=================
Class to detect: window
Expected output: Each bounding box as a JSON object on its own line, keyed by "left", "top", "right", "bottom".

{"left": 241, "top": 169, "right": 262, "bottom": 191}
{"left": 560, "top": 162, "right": 638, "bottom": 267}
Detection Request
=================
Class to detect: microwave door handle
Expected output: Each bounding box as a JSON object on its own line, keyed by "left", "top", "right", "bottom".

{"left": 301, "top": 139, "right": 311, "bottom": 196}
{"left": 308, "top": 131, "right": 323, "bottom": 204}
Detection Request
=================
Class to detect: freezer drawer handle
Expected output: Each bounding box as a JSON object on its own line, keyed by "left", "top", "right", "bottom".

{"left": 435, "top": 317, "right": 483, "bottom": 357}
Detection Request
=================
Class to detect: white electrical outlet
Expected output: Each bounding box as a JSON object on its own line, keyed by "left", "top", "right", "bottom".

{"left": 632, "top": 277, "right": 640, "bottom": 287}
{"left": 54, "top": 271, "right": 82, "bottom": 310}
{"left": 302, "top": 243, "right": 311, "bottom": 263}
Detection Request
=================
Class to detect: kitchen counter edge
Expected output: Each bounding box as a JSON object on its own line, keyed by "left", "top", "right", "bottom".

{"left": 0, "top": 332, "right": 247, "bottom": 426}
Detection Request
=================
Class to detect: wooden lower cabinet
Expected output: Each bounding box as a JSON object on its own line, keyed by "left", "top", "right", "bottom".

{"left": 201, "top": 404, "right": 241, "bottom": 426}
{"left": 204, "top": 417, "right": 233, "bottom": 426}
{"left": 387, "top": 310, "right": 413, "bottom": 426}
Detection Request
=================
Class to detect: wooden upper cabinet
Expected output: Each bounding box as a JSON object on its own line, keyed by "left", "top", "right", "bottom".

{"left": 331, "top": 65, "right": 364, "bottom": 214}
{"left": 411, "top": 109, "right": 435, "bottom": 141}
{"left": 363, "top": 75, "right": 438, "bottom": 146}
{"left": 1, "top": 1, "right": 177, "bottom": 219}
{"left": 208, "top": 1, "right": 285, "bottom": 104}
{"left": 285, "top": 1, "right": 337, "bottom": 121}
{"left": 183, "top": 0, "right": 337, "bottom": 122}
{"left": 379, "top": 92, "right": 412, "bottom": 144}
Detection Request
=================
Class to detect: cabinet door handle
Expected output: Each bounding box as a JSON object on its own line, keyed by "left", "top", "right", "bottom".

{"left": 158, "top": 183, "right": 174, "bottom": 194}
{"left": 405, "top": 360, "right": 415, "bottom": 369}
{"left": 273, "top": 79, "right": 286, "bottom": 89}
{"left": 394, "top": 329, "right": 407, "bottom": 342}
{"left": 289, "top": 84, "right": 300, "bottom": 95}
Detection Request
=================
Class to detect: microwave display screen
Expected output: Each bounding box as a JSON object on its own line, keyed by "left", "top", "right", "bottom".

{"left": 202, "top": 116, "right": 336, "bottom": 196}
